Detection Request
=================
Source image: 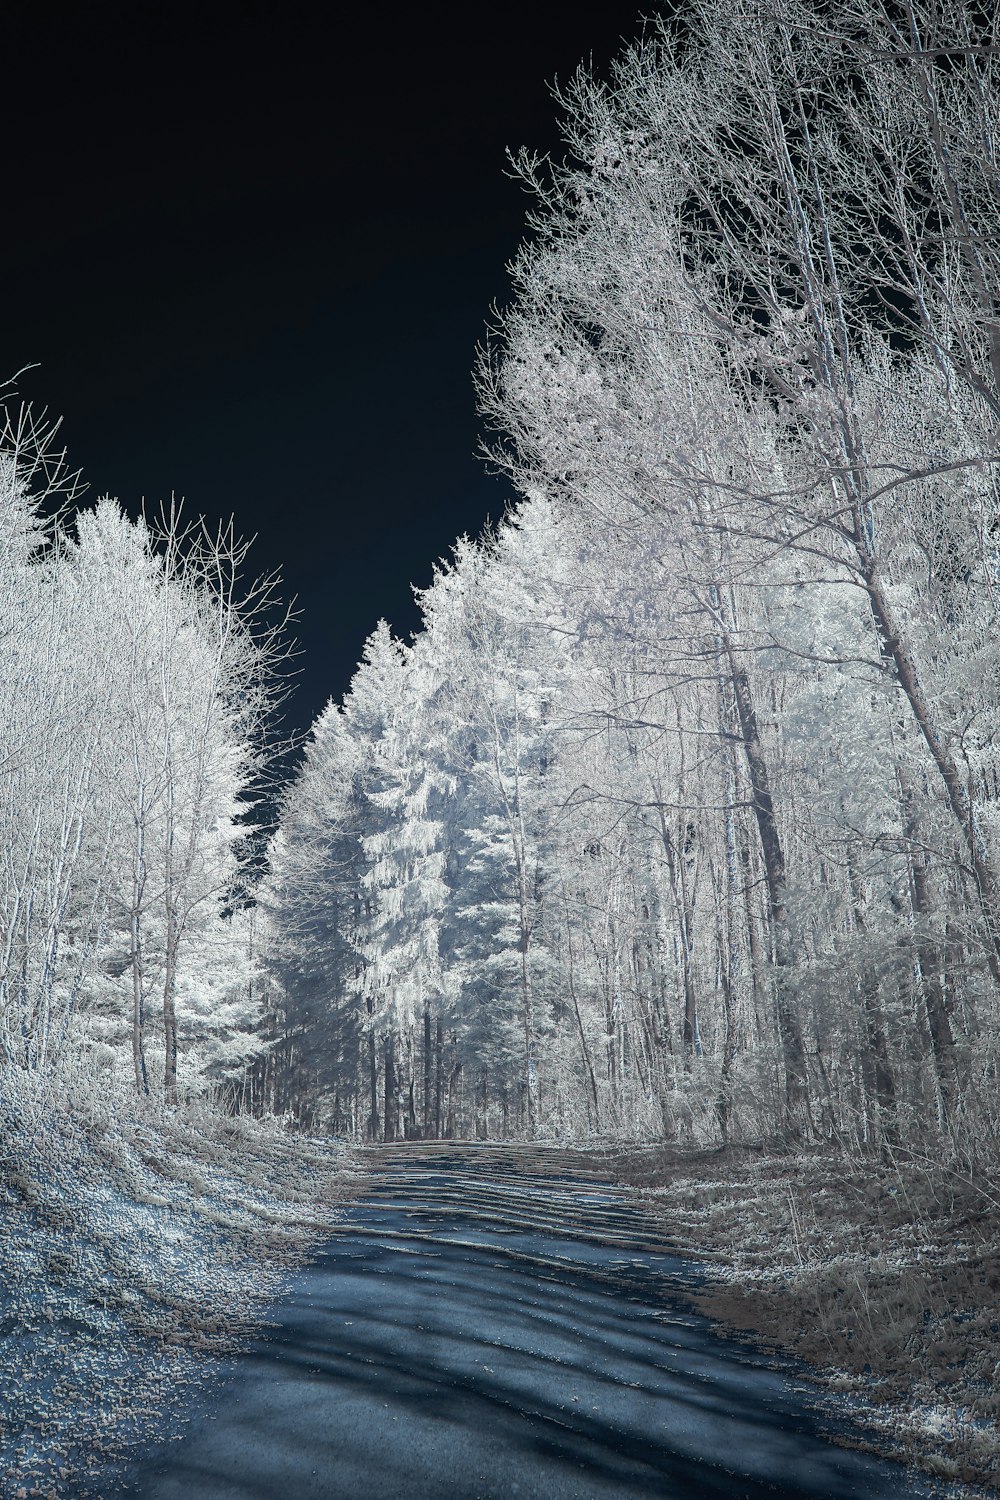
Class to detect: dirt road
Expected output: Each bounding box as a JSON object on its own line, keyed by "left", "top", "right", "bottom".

{"left": 104, "top": 1142, "right": 947, "bottom": 1499}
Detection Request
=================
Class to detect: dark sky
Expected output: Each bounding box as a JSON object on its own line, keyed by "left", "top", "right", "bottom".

{"left": 4, "top": 1, "right": 641, "bottom": 750}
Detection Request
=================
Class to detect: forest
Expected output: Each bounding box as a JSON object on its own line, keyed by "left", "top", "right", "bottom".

{"left": 261, "top": 0, "right": 1000, "bottom": 1160}
{"left": 4, "top": 0, "right": 1000, "bottom": 1171}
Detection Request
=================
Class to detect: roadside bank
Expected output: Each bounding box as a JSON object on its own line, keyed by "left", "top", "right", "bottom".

{"left": 0, "top": 1076, "right": 352, "bottom": 1500}
{"left": 606, "top": 1144, "right": 1000, "bottom": 1494}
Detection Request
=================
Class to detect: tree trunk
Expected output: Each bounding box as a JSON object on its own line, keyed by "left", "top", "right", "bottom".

{"left": 162, "top": 912, "right": 180, "bottom": 1106}
{"left": 846, "top": 845, "right": 897, "bottom": 1151}
{"left": 897, "top": 765, "right": 960, "bottom": 1127}
{"left": 658, "top": 814, "right": 701, "bottom": 1064}
{"left": 383, "top": 1031, "right": 396, "bottom": 1142}
{"left": 562, "top": 882, "right": 600, "bottom": 1130}
{"left": 477, "top": 1067, "right": 489, "bottom": 1139}
{"left": 446, "top": 1047, "right": 462, "bottom": 1138}
{"left": 423, "top": 1000, "right": 432, "bottom": 1138}
{"left": 519, "top": 933, "right": 536, "bottom": 1134}
{"left": 367, "top": 1025, "right": 379, "bottom": 1141}
{"left": 912, "top": 847, "right": 959, "bottom": 1127}
{"left": 407, "top": 1079, "right": 417, "bottom": 1137}
{"left": 727, "top": 652, "right": 811, "bottom": 1136}
{"left": 715, "top": 927, "right": 738, "bottom": 1144}
{"left": 130, "top": 908, "right": 149, "bottom": 1097}
{"left": 865, "top": 567, "right": 1000, "bottom": 975}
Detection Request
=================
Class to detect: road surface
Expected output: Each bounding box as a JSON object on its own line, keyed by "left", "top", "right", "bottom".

{"left": 106, "top": 1142, "right": 944, "bottom": 1499}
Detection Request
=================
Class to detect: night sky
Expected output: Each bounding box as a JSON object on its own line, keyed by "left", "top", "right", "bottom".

{"left": 4, "top": 1, "right": 642, "bottom": 753}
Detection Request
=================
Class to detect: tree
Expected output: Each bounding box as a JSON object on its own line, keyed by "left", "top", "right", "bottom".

{"left": 265, "top": 0, "right": 1000, "bottom": 1155}
{"left": 475, "top": 0, "right": 1000, "bottom": 1149}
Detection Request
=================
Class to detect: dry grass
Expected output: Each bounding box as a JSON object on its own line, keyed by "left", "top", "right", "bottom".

{"left": 605, "top": 1143, "right": 1000, "bottom": 1494}
{"left": 0, "top": 1072, "right": 356, "bottom": 1499}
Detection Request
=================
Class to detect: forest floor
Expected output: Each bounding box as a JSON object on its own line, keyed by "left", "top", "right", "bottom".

{"left": 0, "top": 1080, "right": 352, "bottom": 1500}
{"left": 604, "top": 1142, "right": 1000, "bottom": 1494}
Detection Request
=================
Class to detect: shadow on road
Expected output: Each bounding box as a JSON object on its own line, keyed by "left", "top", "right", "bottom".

{"left": 104, "top": 1143, "right": 947, "bottom": 1500}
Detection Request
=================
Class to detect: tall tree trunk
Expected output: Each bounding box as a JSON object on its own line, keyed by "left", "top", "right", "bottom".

{"left": 406, "top": 1028, "right": 417, "bottom": 1138}
{"left": 446, "top": 1037, "right": 462, "bottom": 1137}
{"left": 726, "top": 647, "right": 811, "bottom": 1137}
{"left": 519, "top": 931, "right": 536, "bottom": 1135}
{"left": 477, "top": 1067, "right": 489, "bottom": 1139}
{"left": 562, "top": 881, "right": 600, "bottom": 1130}
{"left": 130, "top": 908, "right": 149, "bottom": 1098}
{"left": 383, "top": 1031, "right": 396, "bottom": 1142}
{"left": 434, "top": 1018, "right": 444, "bottom": 1139}
{"left": 898, "top": 766, "right": 959, "bottom": 1126}
{"left": 162, "top": 911, "right": 180, "bottom": 1106}
{"left": 911, "top": 844, "right": 959, "bottom": 1127}
{"left": 865, "top": 567, "right": 1000, "bottom": 974}
{"left": 657, "top": 813, "right": 701, "bottom": 1063}
{"left": 367, "top": 1025, "right": 379, "bottom": 1142}
{"left": 423, "top": 1000, "right": 432, "bottom": 1138}
{"left": 715, "top": 924, "right": 738, "bottom": 1144}
{"left": 846, "top": 845, "right": 897, "bottom": 1151}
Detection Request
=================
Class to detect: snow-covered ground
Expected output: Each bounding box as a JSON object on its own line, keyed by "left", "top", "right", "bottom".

{"left": 0, "top": 1077, "right": 350, "bottom": 1499}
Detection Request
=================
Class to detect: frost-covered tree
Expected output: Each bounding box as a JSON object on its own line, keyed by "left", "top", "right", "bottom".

{"left": 264, "top": 0, "right": 1000, "bottom": 1158}
{"left": 472, "top": 0, "right": 1000, "bottom": 1149}
{"left": 0, "top": 400, "right": 287, "bottom": 1115}
{"left": 259, "top": 702, "right": 368, "bottom": 1128}
{"left": 58, "top": 499, "right": 276, "bottom": 1101}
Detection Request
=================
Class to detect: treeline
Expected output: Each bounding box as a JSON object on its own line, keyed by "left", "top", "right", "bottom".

{"left": 261, "top": 0, "right": 1000, "bottom": 1155}
{"left": 0, "top": 410, "right": 281, "bottom": 1111}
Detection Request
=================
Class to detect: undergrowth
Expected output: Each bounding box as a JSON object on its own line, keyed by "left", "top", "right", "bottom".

{"left": 608, "top": 1143, "right": 1000, "bottom": 1494}
{"left": 0, "top": 1067, "right": 351, "bottom": 1499}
